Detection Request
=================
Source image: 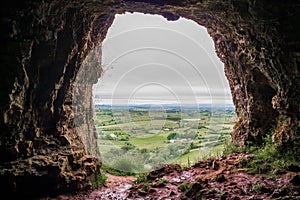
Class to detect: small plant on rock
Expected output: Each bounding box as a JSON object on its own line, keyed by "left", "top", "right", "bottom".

{"left": 141, "top": 182, "right": 151, "bottom": 191}
{"left": 92, "top": 174, "right": 107, "bottom": 190}
{"left": 133, "top": 173, "right": 147, "bottom": 185}
{"left": 178, "top": 182, "right": 191, "bottom": 194}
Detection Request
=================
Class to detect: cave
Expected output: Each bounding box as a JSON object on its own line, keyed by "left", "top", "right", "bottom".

{"left": 0, "top": 0, "right": 299, "bottom": 198}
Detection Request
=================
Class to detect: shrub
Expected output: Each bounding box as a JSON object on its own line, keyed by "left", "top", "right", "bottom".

{"left": 141, "top": 182, "right": 151, "bottom": 191}
{"left": 133, "top": 173, "right": 147, "bottom": 185}
{"left": 111, "top": 156, "right": 143, "bottom": 173}
{"left": 167, "top": 132, "right": 177, "bottom": 140}
{"left": 101, "top": 163, "right": 135, "bottom": 176}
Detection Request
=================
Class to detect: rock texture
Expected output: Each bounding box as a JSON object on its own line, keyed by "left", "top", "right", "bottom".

{"left": 128, "top": 154, "right": 300, "bottom": 200}
{"left": 42, "top": 154, "right": 300, "bottom": 200}
{"left": 0, "top": 0, "right": 299, "bottom": 198}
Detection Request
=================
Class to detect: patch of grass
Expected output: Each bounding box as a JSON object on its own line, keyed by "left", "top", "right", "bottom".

{"left": 92, "top": 174, "right": 107, "bottom": 190}
{"left": 178, "top": 182, "right": 191, "bottom": 194}
{"left": 223, "top": 143, "right": 244, "bottom": 155}
{"left": 133, "top": 173, "right": 147, "bottom": 185}
{"left": 131, "top": 134, "right": 167, "bottom": 150}
{"left": 253, "top": 182, "right": 261, "bottom": 193}
{"left": 224, "top": 134, "right": 300, "bottom": 175}
{"left": 173, "top": 144, "right": 224, "bottom": 168}
{"left": 173, "top": 150, "right": 201, "bottom": 167}
{"left": 141, "top": 182, "right": 151, "bottom": 191}
{"left": 111, "top": 156, "right": 143, "bottom": 174}
{"left": 101, "top": 164, "right": 136, "bottom": 176}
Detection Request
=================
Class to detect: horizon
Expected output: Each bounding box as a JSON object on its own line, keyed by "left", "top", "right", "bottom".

{"left": 94, "top": 102, "right": 235, "bottom": 107}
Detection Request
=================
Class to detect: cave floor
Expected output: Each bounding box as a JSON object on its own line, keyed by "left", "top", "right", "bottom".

{"left": 41, "top": 153, "right": 300, "bottom": 200}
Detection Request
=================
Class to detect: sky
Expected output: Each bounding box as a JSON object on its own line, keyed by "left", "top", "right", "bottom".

{"left": 92, "top": 12, "right": 233, "bottom": 105}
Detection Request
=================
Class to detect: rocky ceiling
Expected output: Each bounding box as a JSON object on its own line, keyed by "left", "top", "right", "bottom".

{"left": 0, "top": 0, "right": 299, "bottom": 198}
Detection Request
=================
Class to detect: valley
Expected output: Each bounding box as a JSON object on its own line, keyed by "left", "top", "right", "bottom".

{"left": 95, "top": 104, "right": 236, "bottom": 173}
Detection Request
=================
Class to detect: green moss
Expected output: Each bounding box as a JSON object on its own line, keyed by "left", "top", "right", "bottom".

{"left": 92, "top": 174, "right": 107, "bottom": 190}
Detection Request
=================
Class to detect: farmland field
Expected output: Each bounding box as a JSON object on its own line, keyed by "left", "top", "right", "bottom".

{"left": 95, "top": 104, "right": 236, "bottom": 173}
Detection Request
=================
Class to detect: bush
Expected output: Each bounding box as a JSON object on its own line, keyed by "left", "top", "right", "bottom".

{"left": 112, "top": 156, "right": 143, "bottom": 173}
{"left": 133, "top": 173, "right": 147, "bottom": 185}
{"left": 101, "top": 164, "right": 135, "bottom": 176}
{"left": 167, "top": 132, "right": 177, "bottom": 140}
{"left": 141, "top": 182, "right": 151, "bottom": 191}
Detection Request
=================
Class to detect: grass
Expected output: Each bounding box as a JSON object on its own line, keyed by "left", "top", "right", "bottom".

{"left": 224, "top": 134, "right": 300, "bottom": 176}
{"left": 99, "top": 120, "right": 176, "bottom": 130}
{"left": 172, "top": 140, "right": 226, "bottom": 167}
{"left": 141, "top": 182, "right": 151, "bottom": 191}
{"left": 131, "top": 134, "right": 168, "bottom": 150}
{"left": 98, "top": 143, "right": 118, "bottom": 152}
{"left": 101, "top": 163, "right": 136, "bottom": 176}
{"left": 92, "top": 174, "right": 107, "bottom": 190}
{"left": 178, "top": 182, "right": 191, "bottom": 194}
{"left": 253, "top": 182, "right": 262, "bottom": 193}
{"left": 173, "top": 150, "right": 201, "bottom": 166}
{"left": 133, "top": 173, "right": 147, "bottom": 185}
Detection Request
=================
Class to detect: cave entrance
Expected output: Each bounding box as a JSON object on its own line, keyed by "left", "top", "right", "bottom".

{"left": 91, "top": 12, "right": 236, "bottom": 174}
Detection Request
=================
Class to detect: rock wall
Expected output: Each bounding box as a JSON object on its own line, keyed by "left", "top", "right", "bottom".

{"left": 0, "top": 0, "right": 299, "bottom": 197}
{"left": 0, "top": 1, "right": 110, "bottom": 197}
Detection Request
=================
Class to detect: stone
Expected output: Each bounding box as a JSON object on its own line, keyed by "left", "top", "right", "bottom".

{"left": 184, "top": 182, "right": 203, "bottom": 198}
{"left": 216, "top": 174, "right": 226, "bottom": 183}
{"left": 58, "top": 135, "right": 71, "bottom": 146}
{"left": 147, "top": 164, "right": 182, "bottom": 180}
{"left": 290, "top": 174, "right": 300, "bottom": 186}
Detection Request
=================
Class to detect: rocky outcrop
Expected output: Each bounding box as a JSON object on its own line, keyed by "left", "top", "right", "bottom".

{"left": 128, "top": 154, "right": 300, "bottom": 200}
{"left": 0, "top": 1, "right": 108, "bottom": 197}
{"left": 0, "top": 0, "right": 299, "bottom": 198}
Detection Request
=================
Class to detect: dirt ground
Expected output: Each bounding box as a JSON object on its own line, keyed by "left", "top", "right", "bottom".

{"left": 42, "top": 153, "right": 300, "bottom": 200}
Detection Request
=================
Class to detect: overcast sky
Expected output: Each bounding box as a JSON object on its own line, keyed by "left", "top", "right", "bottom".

{"left": 92, "top": 12, "right": 233, "bottom": 105}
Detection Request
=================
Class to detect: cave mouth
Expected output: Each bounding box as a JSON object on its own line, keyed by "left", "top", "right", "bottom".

{"left": 1, "top": 1, "right": 300, "bottom": 198}
{"left": 73, "top": 12, "right": 236, "bottom": 174}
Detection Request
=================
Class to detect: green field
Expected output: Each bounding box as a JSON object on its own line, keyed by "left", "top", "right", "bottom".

{"left": 95, "top": 104, "right": 236, "bottom": 173}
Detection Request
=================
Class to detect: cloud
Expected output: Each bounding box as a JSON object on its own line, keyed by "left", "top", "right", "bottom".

{"left": 92, "top": 12, "right": 233, "bottom": 105}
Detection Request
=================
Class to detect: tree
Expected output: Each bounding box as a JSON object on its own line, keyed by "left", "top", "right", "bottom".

{"left": 167, "top": 132, "right": 177, "bottom": 140}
